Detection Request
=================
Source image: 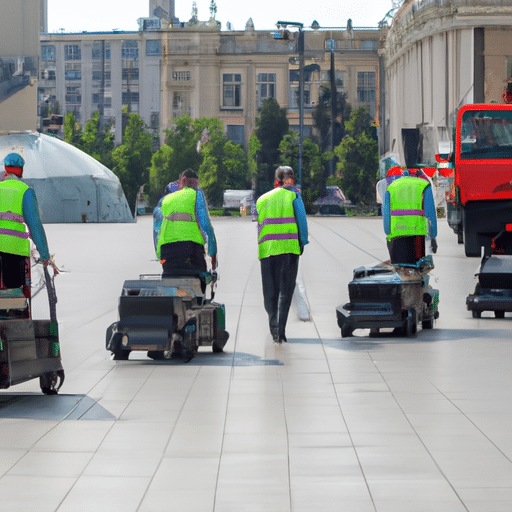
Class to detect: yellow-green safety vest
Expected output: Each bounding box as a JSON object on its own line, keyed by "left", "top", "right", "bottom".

{"left": 157, "top": 187, "right": 205, "bottom": 259}
{"left": 257, "top": 187, "right": 300, "bottom": 260}
{"left": 387, "top": 176, "right": 429, "bottom": 241}
{"left": 0, "top": 179, "right": 30, "bottom": 257}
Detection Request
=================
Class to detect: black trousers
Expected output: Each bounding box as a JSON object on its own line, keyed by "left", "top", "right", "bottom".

{"left": 387, "top": 236, "right": 425, "bottom": 265}
{"left": 0, "top": 252, "right": 26, "bottom": 289}
{"left": 260, "top": 253, "right": 299, "bottom": 338}
{"left": 160, "top": 241, "right": 207, "bottom": 292}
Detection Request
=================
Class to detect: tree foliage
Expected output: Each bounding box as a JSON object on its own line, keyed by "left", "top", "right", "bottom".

{"left": 279, "top": 131, "right": 326, "bottom": 213}
{"left": 111, "top": 113, "right": 153, "bottom": 213}
{"left": 150, "top": 114, "right": 250, "bottom": 207}
{"left": 334, "top": 106, "right": 379, "bottom": 206}
{"left": 255, "top": 98, "right": 289, "bottom": 193}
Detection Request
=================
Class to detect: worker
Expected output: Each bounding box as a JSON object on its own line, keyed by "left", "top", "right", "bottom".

{"left": 0, "top": 153, "right": 51, "bottom": 292}
{"left": 257, "top": 166, "right": 308, "bottom": 343}
{"left": 382, "top": 168, "right": 437, "bottom": 265}
{"left": 155, "top": 169, "right": 217, "bottom": 285}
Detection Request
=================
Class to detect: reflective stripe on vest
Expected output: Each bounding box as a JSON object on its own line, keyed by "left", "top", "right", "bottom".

{"left": 387, "top": 177, "right": 429, "bottom": 241}
{"left": 257, "top": 188, "right": 300, "bottom": 259}
{"left": 0, "top": 179, "right": 30, "bottom": 256}
{"left": 157, "top": 187, "right": 205, "bottom": 259}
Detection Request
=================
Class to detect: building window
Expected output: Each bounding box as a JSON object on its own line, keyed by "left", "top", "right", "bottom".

{"left": 223, "top": 73, "right": 241, "bottom": 107}
{"left": 256, "top": 73, "right": 276, "bottom": 109}
{"left": 226, "top": 125, "right": 245, "bottom": 146}
{"left": 122, "top": 40, "right": 139, "bottom": 60}
{"left": 65, "top": 64, "right": 81, "bottom": 81}
{"left": 146, "top": 40, "right": 161, "bottom": 56}
{"left": 173, "top": 71, "right": 190, "bottom": 81}
{"left": 66, "top": 86, "right": 81, "bottom": 103}
{"left": 92, "top": 42, "right": 110, "bottom": 60}
{"left": 359, "top": 40, "right": 378, "bottom": 50}
{"left": 41, "top": 45, "right": 55, "bottom": 61}
{"left": 122, "top": 68, "right": 139, "bottom": 81}
{"left": 122, "top": 92, "right": 139, "bottom": 104}
{"left": 289, "top": 70, "right": 312, "bottom": 109}
{"left": 173, "top": 91, "right": 189, "bottom": 117}
{"left": 64, "top": 44, "right": 81, "bottom": 60}
{"left": 357, "top": 71, "right": 376, "bottom": 102}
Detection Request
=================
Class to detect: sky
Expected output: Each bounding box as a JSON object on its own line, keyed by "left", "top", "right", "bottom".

{"left": 47, "top": 0, "right": 396, "bottom": 33}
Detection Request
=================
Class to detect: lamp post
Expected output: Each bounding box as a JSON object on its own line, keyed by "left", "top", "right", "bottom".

{"left": 276, "top": 21, "right": 304, "bottom": 190}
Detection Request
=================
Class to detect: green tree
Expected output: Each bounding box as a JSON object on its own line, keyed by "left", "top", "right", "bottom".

{"left": 63, "top": 112, "right": 82, "bottom": 146}
{"left": 255, "top": 98, "right": 289, "bottom": 193}
{"left": 150, "top": 115, "right": 202, "bottom": 200}
{"left": 80, "top": 111, "right": 115, "bottom": 168}
{"left": 334, "top": 106, "right": 379, "bottom": 206}
{"left": 111, "top": 113, "right": 153, "bottom": 213}
{"left": 279, "top": 131, "right": 325, "bottom": 213}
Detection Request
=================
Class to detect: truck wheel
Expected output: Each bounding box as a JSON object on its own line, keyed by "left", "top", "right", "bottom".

{"left": 495, "top": 311, "right": 505, "bottom": 319}
{"left": 463, "top": 212, "right": 480, "bottom": 257}
{"left": 472, "top": 310, "right": 481, "bottom": 319}
{"left": 457, "top": 230, "right": 463, "bottom": 244}
{"left": 112, "top": 349, "right": 130, "bottom": 360}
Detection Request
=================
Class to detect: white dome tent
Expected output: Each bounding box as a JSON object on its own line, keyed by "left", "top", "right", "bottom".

{"left": 0, "top": 132, "right": 133, "bottom": 223}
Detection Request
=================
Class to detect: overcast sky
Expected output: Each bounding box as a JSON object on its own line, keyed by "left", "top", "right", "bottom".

{"left": 47, "top": 0, "right": 396, "bottom": 33}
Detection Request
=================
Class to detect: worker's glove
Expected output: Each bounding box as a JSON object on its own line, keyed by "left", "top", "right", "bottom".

{"left": 431, "top": 238, "right": 438, "bottom": 254}
{"left": 211, "top": 254, "right": 217, "bottom": 270}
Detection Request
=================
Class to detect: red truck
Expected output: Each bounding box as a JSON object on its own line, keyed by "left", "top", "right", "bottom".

{"left": 446, "top": 103, "right": 512, "bottom": 256}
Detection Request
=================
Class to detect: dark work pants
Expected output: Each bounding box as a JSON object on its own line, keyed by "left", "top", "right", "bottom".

{"left": 260, "top": 253, "right": 299, "bottom": 338}
{"left": 0, "top": 252, "right": 26, "bottom": 289}
{"left": 387, "top": 236, "right": 425, "bottom": 265}
{"left": 160, "top": 241, "right": 207, "bottom": 293}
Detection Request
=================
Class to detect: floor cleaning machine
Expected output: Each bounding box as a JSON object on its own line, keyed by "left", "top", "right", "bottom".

{"left": 0, "top": 259, "right": 64, "bottom": 394}
{"left": 336, "top": 255, "right": 439, "bottom": 338}
{"left": 106, "top": 271, "right": 229, "bottom": 362}
{"left": 466, "top": 226, "right": 512, "bottom": 318}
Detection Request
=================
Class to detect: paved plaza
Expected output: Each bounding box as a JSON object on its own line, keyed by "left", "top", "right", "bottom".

{"left": 1, "top": 215, "right": 511, "bottom": 512}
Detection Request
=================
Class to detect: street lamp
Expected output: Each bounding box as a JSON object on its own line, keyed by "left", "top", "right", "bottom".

{"left": 276, "top": 21, "right": 304, "bottom": 190}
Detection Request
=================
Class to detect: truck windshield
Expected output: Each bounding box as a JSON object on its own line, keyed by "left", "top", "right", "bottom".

{"left": 460, "top": 110, "right": 512, "bottom": 160}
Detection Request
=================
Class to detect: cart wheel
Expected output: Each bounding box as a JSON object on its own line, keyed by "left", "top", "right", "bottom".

{"left": 212, "top": 329, "right": 230, "bottom": 353}
{"left": 112, "top": 349, "right": 130, "bottom": 360}
{"left": 40, "top": 370, "right": 63, "bottom": 395}
{"left": 495, "top": 311, "right": 505, "bottom": 319}
{"left": 472, "top": 310, "right": 481, "bottom": 319}
{"left": 405, "top": 309, "right": 417, "bottom": 337}
{"left": 422, "top": 315, "right": 434, "bottom": 329}
{"left": 341, "top": 324, "right": 353, "bottom": 338}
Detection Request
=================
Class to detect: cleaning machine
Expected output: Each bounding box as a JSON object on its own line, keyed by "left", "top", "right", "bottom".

{"left": 0, "top": 260, "right": 64, "bottom": 394}
{"left": 336, "top": 255, "right": 439, "bottom": 338}
{"left": 466, "top": 226, "right": 512, "bottom": 318}
{"left": 106, "top": 271, "right": 229, "bottom": 363}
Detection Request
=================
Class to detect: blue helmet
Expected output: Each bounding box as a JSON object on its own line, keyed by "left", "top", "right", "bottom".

{"left": 4, "top": 153, "right": 25, "bottom": 167}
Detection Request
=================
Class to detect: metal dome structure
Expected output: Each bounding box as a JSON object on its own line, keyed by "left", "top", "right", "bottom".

{"left": 0, "top": 132, "right": 133, "bottom": 223}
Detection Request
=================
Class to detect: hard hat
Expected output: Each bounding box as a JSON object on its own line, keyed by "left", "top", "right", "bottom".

{"left": 4, "top": 153, "right": 25, "bottom": 167}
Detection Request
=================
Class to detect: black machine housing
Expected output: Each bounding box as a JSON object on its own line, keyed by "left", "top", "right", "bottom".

{"left": 106, "top": 274, "right": 228, "bottom": 362}
{"left": 466, "top": 228, "right": 512, "bottom": 318}
{"left": 336, "top": 256, "right": 439, "bottom": 337}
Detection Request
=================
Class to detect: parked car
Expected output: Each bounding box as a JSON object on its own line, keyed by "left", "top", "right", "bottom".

{"left": 313, "top": 186, "right": 353, "bottom": 215}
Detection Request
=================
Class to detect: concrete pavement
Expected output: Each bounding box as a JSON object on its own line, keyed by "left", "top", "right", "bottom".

{"left": 0, "top": 215, "right": 511, "bottom": 511}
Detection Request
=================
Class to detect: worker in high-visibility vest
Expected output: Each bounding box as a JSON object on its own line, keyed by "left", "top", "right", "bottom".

{"left": 0, "top": 153, "right": 50, "bottom": 292}
{"left": 382, "top": 169, "right": 437, "bottom": 264}
{"left": 257, "top": 166, "right": 308, "bottom": 343}
{"left": 155, "top": 169, "right": 217, "bottom": 284}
